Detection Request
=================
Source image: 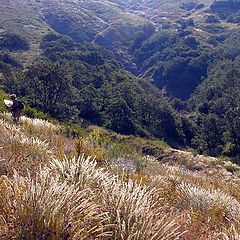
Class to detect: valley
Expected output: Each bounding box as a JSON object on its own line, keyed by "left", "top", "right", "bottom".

{"left": 1, "top": 1, "right": 240, "bottom": 238}
{"left": 1, "top": 0, "right": 239, "bottom": 74}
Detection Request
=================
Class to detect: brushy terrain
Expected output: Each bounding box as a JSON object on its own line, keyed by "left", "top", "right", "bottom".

{"left": 0, "top": 112, "right": 240, "bottom": 239}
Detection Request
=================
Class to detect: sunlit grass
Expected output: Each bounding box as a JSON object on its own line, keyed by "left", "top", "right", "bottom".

{"left": 0, "top": 113, "right": 240, "bottom": 239}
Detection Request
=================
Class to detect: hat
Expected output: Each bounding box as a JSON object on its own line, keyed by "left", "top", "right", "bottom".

{"left": 10, "top": 94, "right": 17, "bottom": 99}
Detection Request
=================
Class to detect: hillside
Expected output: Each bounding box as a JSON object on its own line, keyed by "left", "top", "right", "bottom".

{"left": 1, "top": 1, "right": 240, "bottom": 239}
{"left": 0, "top": 0, "right": 151, "bottom": 70}
{"left": 1, "top": 0, "right": 240, "bottom": 95}
{"left": 1, "top": 111, "right": 240, "bottom": 239}
{"left": 0, "top": 1, "right": 240, "bottom": 161}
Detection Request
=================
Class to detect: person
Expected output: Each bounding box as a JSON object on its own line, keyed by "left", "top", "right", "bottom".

{"left": 9, "top": 94, "right": 24, "bottom": 123}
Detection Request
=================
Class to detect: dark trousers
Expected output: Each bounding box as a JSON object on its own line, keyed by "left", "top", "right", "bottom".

{"left": 12, "top": 109, "right": 22, "bottom": 122}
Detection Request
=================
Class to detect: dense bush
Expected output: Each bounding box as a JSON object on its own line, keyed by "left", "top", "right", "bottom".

{"left": 188, "top": 58, "right": 240, "bottom": 158}
{"left": 0, "top": 33, "right": 29, "bottom": 51}
{"left": 0, "top": 51, "right": 21, "bottom": 68}
{"left": 3, "top": 34, "right": 183, "bottom": 145}
{"left": 133, "top": 31, "right": 213, "bottom": 99}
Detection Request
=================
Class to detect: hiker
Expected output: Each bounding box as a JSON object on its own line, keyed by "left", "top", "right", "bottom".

{"left": 9, "top": 94, "right": 24, "bottom": 123}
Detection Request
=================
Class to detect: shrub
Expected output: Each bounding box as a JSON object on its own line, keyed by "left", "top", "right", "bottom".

{"left": 0, "top": 33, "right": 29, "bottom": 51}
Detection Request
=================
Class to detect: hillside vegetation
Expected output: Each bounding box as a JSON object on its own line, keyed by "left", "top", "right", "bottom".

{"left": 1, "top": 112, "right": 240, "bottom": 239}
{"left": 1, "top": 1, "right": 240, "bottom": 239}
{"left": 3, "top": 34, "right": 183, "bottom": 145}
{"left": 0, "top": 1, "right": 240, "bottom": 164}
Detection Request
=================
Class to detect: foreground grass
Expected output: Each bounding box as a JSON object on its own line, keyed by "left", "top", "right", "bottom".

{"left": 0, "top": 113, "right": 240, "bottom": 239}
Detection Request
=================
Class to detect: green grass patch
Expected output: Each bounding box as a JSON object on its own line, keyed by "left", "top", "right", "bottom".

{"left": 0, "top": 89, "right": 8, "bottom": 112}
{"left": 23, "top": 105, "right": 51, "bottom": 120}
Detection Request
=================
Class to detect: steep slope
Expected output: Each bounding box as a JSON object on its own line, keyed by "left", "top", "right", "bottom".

{"left": 1, "top": 111, "right": 240, "bottom": 239}
{"left": 0, "top": 0, "right": 153, "bottom": 70}
{"left": 3, "top": 33, "right": 182, "bottom": 144}
{"left": 188, "top": 56, "right": 240, "bottom": 158}
{"left": 1, "top": 0, "right": 239, "bottom": 92}
{"left": 40, "top": 0, "right": 153, "bottom": 71}
{"left": 1, "top": 0, "right": 240, "bottom": 160}
{"left": 127, "top": 0, "right": 240, "bottom": 99}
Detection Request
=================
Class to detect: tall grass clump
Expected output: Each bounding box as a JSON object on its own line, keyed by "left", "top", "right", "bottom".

{"left": 177, "top": 182, "right": 240, "bottom": 220}
{"left": 21, "top": 116, "right": 59, "bottom": 137}
{"left": 0, "top": 170, "right": 110, "bottom": 239}
{"left": 0, "top": 119, "right": 53, "bottom": 175}
{"left": 50, "top": 154, "right": 110, "bottom": 190}
{"left": 50, "top": 155, "right": 184, "bottom": 240}
{"left": 220, "top": 224, "right": 240, "bottom": 240}
{"left": 100, "top": 177, "right": 184, "bottom": 240}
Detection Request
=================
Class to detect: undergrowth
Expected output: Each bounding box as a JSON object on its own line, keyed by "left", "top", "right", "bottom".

{"left": 0, "top": 112, "right": 240, "bottom": 239}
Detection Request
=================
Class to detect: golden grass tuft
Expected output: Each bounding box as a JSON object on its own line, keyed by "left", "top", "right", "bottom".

{"left": 0, "top": 169, "right": 109, "bottom": 239}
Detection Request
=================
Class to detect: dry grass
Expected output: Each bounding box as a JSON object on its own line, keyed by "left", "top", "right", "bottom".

{"left": 220, "top": 224, "right": 240, "bottom": 240}
{"left": 0, "top": 113, "right": 240, "bottom": 239}
{"left": 0, "top": 170, "right": 109, "bottom": 239}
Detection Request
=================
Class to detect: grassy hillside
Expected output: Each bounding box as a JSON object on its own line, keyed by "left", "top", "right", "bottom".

{"left": 1, "top": 0, "right": 240, "bottom": 160}
{"left": 0, "top": 0, "right": 235, "bottom": 68}
{"left": 1, "top": 110, "right": 240, "bottom": 239}
{"left": 1, "top": 0, "right": 239, "bottom": 92}
{"left": 0, "top": 0, "right": 152, "bottom": 71}
{"left": 0, "top": 0, "right": 51, "bottom": 65}
{"left": 0, "top": 0, "right": 50, "bottom": 41}
{"left": 0, "top": 90, "right": 8, "bottom": 112}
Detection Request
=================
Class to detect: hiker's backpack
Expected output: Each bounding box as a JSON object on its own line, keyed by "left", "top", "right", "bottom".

{"left": 17, "top": 100, "right": 24, "bottom": 110}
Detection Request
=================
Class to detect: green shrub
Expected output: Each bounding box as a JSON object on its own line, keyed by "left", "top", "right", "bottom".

{"left": 0, "top": 33, "right": 29, "bottom": 51}
{"left": 23, "top": 105, "right": 50, "bottom": 120}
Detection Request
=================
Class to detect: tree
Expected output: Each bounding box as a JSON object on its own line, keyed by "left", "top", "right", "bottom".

{"left": 10, "top": 60, "right": 78, "bottom": 120}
